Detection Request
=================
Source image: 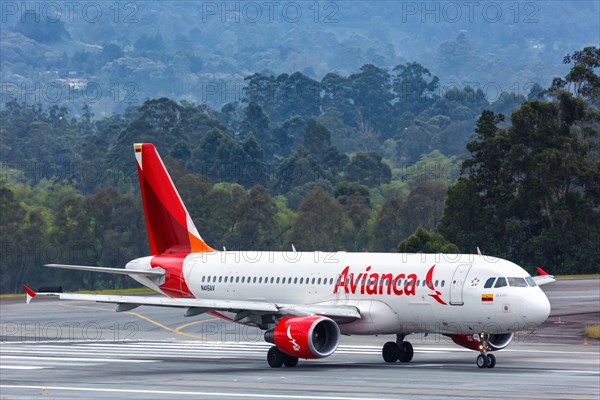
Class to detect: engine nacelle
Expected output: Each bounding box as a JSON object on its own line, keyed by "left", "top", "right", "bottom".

{"left": 264, "top": 316, "right": 340, "bottom": 359}
{"left": 447, "top": 333, "right": 514, "bottom": 352}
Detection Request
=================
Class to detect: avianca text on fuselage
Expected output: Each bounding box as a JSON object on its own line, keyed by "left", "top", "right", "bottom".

{"left": 334, "top": 265, "right": 415, "bottom": 296}
{"left": 333, "top": 264, "right": 444, "bottom": 301}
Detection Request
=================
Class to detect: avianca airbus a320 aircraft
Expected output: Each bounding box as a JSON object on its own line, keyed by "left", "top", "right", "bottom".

{"left": 24, "top": 143, "right": 554, "bottom": 369}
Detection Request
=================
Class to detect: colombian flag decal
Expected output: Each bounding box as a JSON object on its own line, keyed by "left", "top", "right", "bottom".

{"left": 482, "top": 293, "right": 494, "bottom": 302}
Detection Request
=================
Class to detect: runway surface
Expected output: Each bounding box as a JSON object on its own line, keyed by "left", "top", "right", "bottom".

{"left": 1, "top": 279, "right": 598, "bottom": 399}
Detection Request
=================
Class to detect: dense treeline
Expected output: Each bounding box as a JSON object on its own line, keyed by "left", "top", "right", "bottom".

{"left": 1, "top": 49, "right": 598, "bottom": 293}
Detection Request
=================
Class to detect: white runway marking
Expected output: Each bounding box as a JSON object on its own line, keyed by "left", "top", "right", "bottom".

{"left": 0, "top": 385, "right": 403, "bottom": 400}
{"left": 0, "top": 365, "right": 47, "bottom": 370}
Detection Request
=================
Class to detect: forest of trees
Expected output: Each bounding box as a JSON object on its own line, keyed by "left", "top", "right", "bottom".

{"left": 1, "top": 48, "right": 598, "bottom": 293}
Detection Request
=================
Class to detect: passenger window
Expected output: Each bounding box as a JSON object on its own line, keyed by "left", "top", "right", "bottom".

{"left": 300, "top": 278, "right": 304, "bottom": 284}
{"left": 441, "top": 280, "right": 445, "bottom": 287}
{"left": 494, "top": 277, "right": 507, "bottom": 288}
{"left": 294, "top": 277, "right": 298, "bottom": 284}
{"left": 525, "top": 277, "right": 537, "bottom": 287}
{"left": 484, "top": 278, "right": 496, "bottom": 288}
{"left": 236, "top": 277, "right": 240, "bottom": 283}
{"left": 218, "top": 276, "right": 222, "bottom": 283}
{"left": 270, "top": 277, "right": 274, "bottom": 284}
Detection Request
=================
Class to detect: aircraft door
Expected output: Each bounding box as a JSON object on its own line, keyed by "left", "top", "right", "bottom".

{"left": 449, "top": 264, "right": 472, "bottom": 305}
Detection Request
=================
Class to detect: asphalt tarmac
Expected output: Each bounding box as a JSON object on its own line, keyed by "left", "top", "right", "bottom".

{"left": 0, "top": 279, "right": 598, "bottom": 399}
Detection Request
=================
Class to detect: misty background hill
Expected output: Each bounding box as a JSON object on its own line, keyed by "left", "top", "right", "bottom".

{"left": 1, "top": 1, "right": 598, "bottom": 117}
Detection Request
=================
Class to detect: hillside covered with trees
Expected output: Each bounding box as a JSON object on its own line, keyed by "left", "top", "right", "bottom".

{"left": 1, "top": 1, "right": 598, "bottom": 116}
{"left": 1, "top": 48, "right": 598, "bottom": 294}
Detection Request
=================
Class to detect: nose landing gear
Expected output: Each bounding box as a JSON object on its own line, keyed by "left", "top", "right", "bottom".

{"left": 475, "top": 334, "right": 496, "bottom": 369}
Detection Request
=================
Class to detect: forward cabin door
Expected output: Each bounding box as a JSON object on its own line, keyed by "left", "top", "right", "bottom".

{"left": 449, "top": 264, "right": 472, "bottom": 305}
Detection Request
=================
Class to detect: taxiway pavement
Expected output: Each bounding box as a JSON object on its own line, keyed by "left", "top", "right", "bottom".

{"left": 0, "top": 279, "right": 598, "bottom": 399}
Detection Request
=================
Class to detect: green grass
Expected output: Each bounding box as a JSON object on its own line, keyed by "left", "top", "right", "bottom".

{"left": 584, "top": 325, "right": 600, "bottom": 339}
{"left": 555, "top": 274, "right": 600, "bottom": 279}
{"left": 0, "top": 287, "right": 154, "bottom": 299}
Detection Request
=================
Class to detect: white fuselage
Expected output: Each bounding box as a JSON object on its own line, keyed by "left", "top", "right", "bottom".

{"left": 128, "top": 252, "right": 551, "bottom": 336}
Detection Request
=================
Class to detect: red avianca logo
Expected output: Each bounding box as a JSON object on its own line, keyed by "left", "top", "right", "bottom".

{"left": 333, "top": 264, "right": 447, "bottom": 305}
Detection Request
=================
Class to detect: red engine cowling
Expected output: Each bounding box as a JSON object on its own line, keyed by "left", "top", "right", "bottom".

{"left": 447, "top": 333, "right": 514, "bottom": 352}
{"left": 264, "top": 316, "right": 340, "bottom": 359}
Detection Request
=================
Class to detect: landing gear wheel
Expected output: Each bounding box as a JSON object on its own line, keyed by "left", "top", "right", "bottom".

{"left": 382, "top": 342, "right": 399, "bottom": 363}
{"left": 486, "top": 353, "right": 496, "bottom": 368}
{"left": 283, "top": 355, "right": 299, "bottom": 367}
{"left": 398, "top": 342, "right": 413, "bottom": 363}
{"left": 267, "top": 346, "right": 285, "bottom": 368}
{"left": 476, "top": 354, "right": 489, "bottom": 369}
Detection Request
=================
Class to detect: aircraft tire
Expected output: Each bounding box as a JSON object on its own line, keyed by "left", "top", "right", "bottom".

{"left": 477, "top": 354, "right": 488, "bottom": 369}
{"left": 284, "top": 355, "right": 299, "bottom": 367}
{"left": 382, "top": 341, "right": 399, "bottom": 363}
{"left": 398, "top": 342, "right": 413, "bottom": 363}
{"left": 267, "top": 346, "right": 285, "bottom": 368}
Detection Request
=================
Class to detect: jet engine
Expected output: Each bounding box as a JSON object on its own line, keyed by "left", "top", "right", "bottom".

{"left": 447, "top": 332, "right": 514, "bottom": 351}
{"left": 264, "top": 316, "right": 340, "bottom": 359}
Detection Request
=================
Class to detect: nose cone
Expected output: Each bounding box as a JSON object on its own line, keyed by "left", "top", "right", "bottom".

{"left": 520, "top": 291, "right": 551, "bottom": 326}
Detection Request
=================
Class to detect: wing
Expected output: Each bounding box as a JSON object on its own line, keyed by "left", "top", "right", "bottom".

{"left": 22, "top": 286, "right": 361, "bottom": 323}
{"left": 533, "top": 267, "right": 556, "bottom": 286}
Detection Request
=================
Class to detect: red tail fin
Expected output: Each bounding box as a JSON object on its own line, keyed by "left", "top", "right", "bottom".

{"left": 134, "top": 143, "right": 215, "bottom": 255}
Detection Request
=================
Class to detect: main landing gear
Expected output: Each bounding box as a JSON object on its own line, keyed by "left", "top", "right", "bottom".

{"left": 475, "top": 333, "right": 496, "bottom": 369}
{"left": 382, "top": 335, "right": 414, "bottom": 363}
{"left": 267, "top": 346, "right": 299, "bottom": 368}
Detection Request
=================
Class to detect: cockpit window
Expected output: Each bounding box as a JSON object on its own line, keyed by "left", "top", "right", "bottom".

{"left": 508, "top": 277, "right": 528, "bottom": 287}
{"left": 494, "top": 277, "right": 507, "bottom": 288}
{"left": 484, "top": 278, "right": 496, "bottom": 288}
{"left": 525, "top": 277, "right": 537, "bottom": 287}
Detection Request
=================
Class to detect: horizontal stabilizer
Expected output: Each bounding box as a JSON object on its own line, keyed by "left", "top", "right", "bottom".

{"left": 45, "top": 264, "right": 164, "bottom": 277}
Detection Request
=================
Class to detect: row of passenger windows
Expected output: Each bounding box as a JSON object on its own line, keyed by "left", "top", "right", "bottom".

{"left": 201, "top": 275, "right": 445, "bottom": 288}
{"left": 202, "top": 275, "right": 336, "bottom": 285}
{"left": 484, "top": 276, "right": 536, "bottom": 288}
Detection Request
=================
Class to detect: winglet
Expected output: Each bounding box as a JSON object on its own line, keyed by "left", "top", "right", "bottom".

{"left": 477, "top": 247, "right": 482, "bottom": 256}
{"left": 23, "top": 285, "right": 36, "bottom": 304}
{"left": 536, "top": 267, "right": 549, "bottom": 276}
{"left": 533, "top": 266, "right": 555, "bottom": 286}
